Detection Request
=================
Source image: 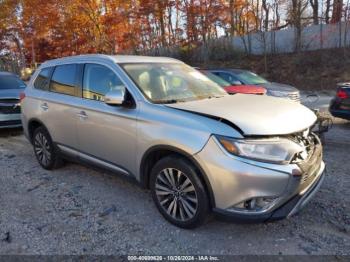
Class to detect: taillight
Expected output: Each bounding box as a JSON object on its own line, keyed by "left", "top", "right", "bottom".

{"left": 19, "top": 92, "right": 26, "bottom": 103}
{"left": 337, "top": 89, "right": 348, "bottom": 99}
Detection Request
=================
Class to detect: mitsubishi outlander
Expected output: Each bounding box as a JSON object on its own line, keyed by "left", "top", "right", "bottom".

{"left": 21, "top": 55, "right": 325, "bottom": 228}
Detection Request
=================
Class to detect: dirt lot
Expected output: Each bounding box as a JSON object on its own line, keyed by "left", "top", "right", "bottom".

{"left": 0, "top": 114, "right": 349, "bottom": 255}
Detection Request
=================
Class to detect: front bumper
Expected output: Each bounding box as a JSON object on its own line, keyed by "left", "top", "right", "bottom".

{"left": 213, "top": 163, "right": 325, "bottom": 222}
{"left": 0, "top": 113, "right": 22, "bottom": 129}
{"left": 194, "top": 135, "right": 325, "bottom": 222}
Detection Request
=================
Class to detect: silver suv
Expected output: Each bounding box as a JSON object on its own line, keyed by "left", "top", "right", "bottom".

{"left": 21, "top": 55, "right": 325, "bottom": 228}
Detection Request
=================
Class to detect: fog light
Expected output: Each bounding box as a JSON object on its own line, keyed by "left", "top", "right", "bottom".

{"left": 229, "top": 197, "right": 279, "bottom": 213}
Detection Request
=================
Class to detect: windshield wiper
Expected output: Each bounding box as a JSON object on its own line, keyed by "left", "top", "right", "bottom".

{"left": 153, "top": 99, "right": 181, "bottom": 104}
{"left": 206, "top": 95, "right": 226, "bottom": 99}
{"left": 154, "top": 96, "right": 224, "bottom": 104}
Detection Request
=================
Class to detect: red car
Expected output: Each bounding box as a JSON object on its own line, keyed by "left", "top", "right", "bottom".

{"left": 200, "top": 70, "right": 266, "bottom": 95}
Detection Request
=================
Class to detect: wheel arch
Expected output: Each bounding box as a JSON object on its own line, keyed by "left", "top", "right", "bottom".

{"left": 140, "top": 145, "right": 216, "bottom": 208}
{"left": 27, "top": 118, "right": 48, "bottom": 143}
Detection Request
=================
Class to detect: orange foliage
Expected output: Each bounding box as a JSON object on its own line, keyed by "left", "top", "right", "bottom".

{"left": 0, "top": 0, "right": 283, "bottom": 65}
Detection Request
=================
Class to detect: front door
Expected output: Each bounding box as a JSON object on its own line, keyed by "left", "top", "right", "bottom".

{"left": 76, "top": 63, "right": 138, "bottom": 175}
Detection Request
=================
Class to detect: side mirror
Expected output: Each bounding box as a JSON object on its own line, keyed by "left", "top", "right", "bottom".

{"left": 231, "top": 80, "right": 242, "bottom": 86}
{"left": 105, "top": 89, "right": 125, "bottom": 106}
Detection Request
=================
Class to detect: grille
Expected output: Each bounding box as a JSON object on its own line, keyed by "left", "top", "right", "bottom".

{"left": 290, "top": 131, "right": 317, "bottom": 161}
{"left": 287, "top": 92, "right": 301, "bottom": 102}
{"left": 0, "top": 99, "right": 21, "bottom": 114}
{"left": 291, "top": 132, "right": 323, "bottom": 188}
{"left": 298, "top": 144, "right": 322, "bottom": 185}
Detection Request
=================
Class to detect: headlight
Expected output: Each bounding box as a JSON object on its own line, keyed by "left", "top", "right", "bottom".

{"left": 269, "top": 90, "right": 288, "bottom": 98}
{"left": 216, "top": 135, "right": 304, "bottom": 164}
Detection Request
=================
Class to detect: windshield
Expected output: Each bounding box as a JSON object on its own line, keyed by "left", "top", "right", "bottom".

{"left": 236, "top": 71, "right": 268, "bottom": 85}
{"left": 202, "top": 71, "right": 231, "bottom": 87}
{"left": 0, "top": 76, "right": 26, "bottom": 90}
{"left": 121, "top": 63, "right": 227, "bottom": 104}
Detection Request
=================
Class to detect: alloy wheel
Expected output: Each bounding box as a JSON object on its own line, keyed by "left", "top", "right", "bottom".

{"left": 34, "top": 132, "right": 52, "bottom": 167}
{"left": 155, "top": 168, "right": 198, "bottom": 221}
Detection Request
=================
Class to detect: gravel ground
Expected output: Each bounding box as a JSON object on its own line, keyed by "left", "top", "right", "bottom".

{"left": 0, "top": 115, "right": 349, "bottom": 255}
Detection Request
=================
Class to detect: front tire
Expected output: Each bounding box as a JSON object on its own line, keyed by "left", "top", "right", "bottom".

{"left": 32, "top": 126, "right": 63, "bottom": 170}
{"left": 150, "top": 156, "right": 209, "bottom": 228}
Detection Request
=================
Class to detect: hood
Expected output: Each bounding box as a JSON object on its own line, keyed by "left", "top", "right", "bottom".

{"left": 0, "top": 89, "right": 23, "bottom": 99}
{"left": 167, "top": 95, "right": 316, "bottom": 136}
{"left": 261, "top": 82, "right": 298, "bottom": 93}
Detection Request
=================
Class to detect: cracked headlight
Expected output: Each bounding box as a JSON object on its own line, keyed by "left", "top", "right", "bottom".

{"left": 216, "top": 135, "right": 304, "bottom": 164}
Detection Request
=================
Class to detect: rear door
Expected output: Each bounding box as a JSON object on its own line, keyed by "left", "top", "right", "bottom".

{"left": 39, "top": 63, "right": 81, "bottom": 150}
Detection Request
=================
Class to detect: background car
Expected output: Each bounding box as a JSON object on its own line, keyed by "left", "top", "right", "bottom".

{"left": 329, "top": 83, "right": 350, "bottom": 120}
{"left": 208, "top": 69, "right": 301, "bottom": 102}
{"left": 0, "top": 72, "right": 26, "bottom": 128}
{"left": 200, "top": 70, "right": 266, "bottom": 95}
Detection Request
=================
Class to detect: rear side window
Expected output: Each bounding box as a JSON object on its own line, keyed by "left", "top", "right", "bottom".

{"left": 34, "top": 68, "right": 52, "bottom": 90}
{"left": 50, "top": 64, "right": 77, "bottom": 96}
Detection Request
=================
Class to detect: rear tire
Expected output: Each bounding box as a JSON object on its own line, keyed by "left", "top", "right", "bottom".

{"left": 32, "top": 126, "right": 63, "bottom": 170}
{"left": 150, "top": 155, "right": 209, "bottom": 229}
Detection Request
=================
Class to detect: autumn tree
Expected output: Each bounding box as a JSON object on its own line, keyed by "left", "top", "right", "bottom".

{"left": 331, "top": 0, "right": 344, "bottom": 23}
{"left": 325, "top": 0, "right": 332, "bottom": 23}
{"left": 0, "top": 0, "right": 26, "bottom": 69}
{"left": 2, "top": 0, "right": 349, "bottom": 66}
{"left": 288, "top": 0, "right": 309, "bottom": 51}
{"left": 309, "top": 0, "right": 319, "bottom": 24}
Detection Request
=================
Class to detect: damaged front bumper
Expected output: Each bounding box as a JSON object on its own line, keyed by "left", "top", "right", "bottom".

{"left": 194, "top": 134, "right": 325, "bottom": 223}
{"left": 213, "top": 162, "right": 325, "bottom": 222}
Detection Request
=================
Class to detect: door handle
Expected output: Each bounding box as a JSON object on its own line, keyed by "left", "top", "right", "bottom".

{"left": 77, "top": 111, "right": 88, "bottom": 120}
{"left": 40, "top": 103, "right": 49, "bottom": 111}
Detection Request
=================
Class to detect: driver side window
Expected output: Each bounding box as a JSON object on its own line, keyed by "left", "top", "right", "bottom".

{"left": 83, "top": 64, "right": 124, "bottom": 101}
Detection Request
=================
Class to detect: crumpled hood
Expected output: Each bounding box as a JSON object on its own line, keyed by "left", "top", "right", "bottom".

{"left": 167, "top": 94, "right": 317, "bottom": 136}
